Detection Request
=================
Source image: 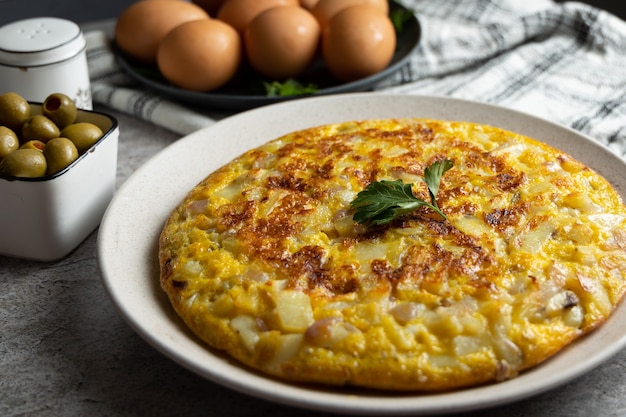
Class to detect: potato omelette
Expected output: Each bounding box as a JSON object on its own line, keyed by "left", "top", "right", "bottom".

{"left": 159, "top": 118, "right": 626, "bottom": 391}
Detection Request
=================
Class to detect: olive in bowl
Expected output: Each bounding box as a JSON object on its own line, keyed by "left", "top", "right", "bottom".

{"left": 0, "top": 93, "right": 119, "bottom": 261}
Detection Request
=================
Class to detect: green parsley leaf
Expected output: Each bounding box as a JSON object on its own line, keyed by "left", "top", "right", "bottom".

{"left": 389, "top": 6, "right": 414, "bottom": 32}
{"left": 350, "top": 159, "right": 453, "bottom": 226}
{"left": 424, "top": 159, "right": 454, "bottom": 206}
{"left": 264, "top": 79, "right": 318, "bottom": 97}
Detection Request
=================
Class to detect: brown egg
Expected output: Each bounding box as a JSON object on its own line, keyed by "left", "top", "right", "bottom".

{"left": 299, "top": 0, "right": 319, "bottom": 10}
{"left": 192, "top": 0, "right": 227, "bottom": 16}
{"left": 245, "top": 6, "right": 320, "bottom": 80}
{"left": 115, "top": 0, "right": 209, "bottom": 64}
{"left": 322, "top": 5, "right": 396, "bottom": 82}
{"left": 157, "top": 19, "right": 241, "bottom": 91}
{"left": 312, "top": 0, "right": 388, "bottom": 29}
{"left": 216, "top": 0, "right": 298, "bottom": 34}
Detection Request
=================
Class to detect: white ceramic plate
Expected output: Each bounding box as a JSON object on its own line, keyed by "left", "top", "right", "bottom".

{"left": 97, "top": 93, "right": 626, "bottom": 415}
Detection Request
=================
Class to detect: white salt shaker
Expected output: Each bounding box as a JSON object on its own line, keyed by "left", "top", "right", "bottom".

{"left": 0, "top": 17, "right": 92, "bottom": 109}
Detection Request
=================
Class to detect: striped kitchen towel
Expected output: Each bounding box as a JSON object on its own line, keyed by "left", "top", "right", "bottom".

{"left": 379, "top": 0, "right": 626, "bottom": 158}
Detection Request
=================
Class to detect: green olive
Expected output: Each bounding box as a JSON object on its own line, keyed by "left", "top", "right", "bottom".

{"left": 44, "top": 137, "right": 79, "bottom": 175}
{"left": 21, "top": 115, "right": 60, "bottom": 143}
{"left": 43, "top": 93, "right": 78, "bottom": 129}
{"left": 0, "top": 126, "right": 19, "bottom": 159}
{"left": 0, "top": 148, "right": 47, "bottom": 178}
{"left": 60, "top": 122, "right": 103, "bottom": 154}
{"left": 0, "top": 92, "right": 31, "bottom": 132}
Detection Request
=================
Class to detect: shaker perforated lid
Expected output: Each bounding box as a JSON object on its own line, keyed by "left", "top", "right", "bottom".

{"left": 0, "top": 17, "right": 86, "bottom": 67}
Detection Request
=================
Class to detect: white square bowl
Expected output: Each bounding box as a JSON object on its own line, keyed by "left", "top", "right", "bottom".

{"left": 0, "top": 104, "right": 119, "bottom": 261}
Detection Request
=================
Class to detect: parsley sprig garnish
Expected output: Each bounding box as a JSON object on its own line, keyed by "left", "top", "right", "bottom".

{"left": 264, "top": 79, "right": 318, "bottom": 97}
{"left": 389, "top": 6, "right": 415, "bottom": 32}
{"left": 350, "top": 159, "right": 454, "bottom": 226}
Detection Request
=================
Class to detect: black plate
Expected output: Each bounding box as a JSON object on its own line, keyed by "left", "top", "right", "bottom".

{"left": 115, "top": 2, "right": 420, "bottom": 111}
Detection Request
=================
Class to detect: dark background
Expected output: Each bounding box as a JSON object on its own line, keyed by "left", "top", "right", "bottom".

{"left": 0, "top": 0, "right": 136, "bottom": 25}
{"left": 0, "top": 0, "right": 624, "bottom": 25}
{"left": 567, "top": 0, "right": 626, "bottom": 19}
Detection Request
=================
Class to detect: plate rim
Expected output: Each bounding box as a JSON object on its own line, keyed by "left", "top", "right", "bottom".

{"left": 97, "top": 92, "right": 626, "bottom": 415}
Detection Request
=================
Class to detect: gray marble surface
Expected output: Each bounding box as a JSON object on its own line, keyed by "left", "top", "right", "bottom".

{"left": 2, "top": 19, "right": 626, "bottom": 417}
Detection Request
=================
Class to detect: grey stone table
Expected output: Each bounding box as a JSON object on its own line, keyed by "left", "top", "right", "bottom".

{"left": 2, "top": 22, "right": 626, "bottom": 417}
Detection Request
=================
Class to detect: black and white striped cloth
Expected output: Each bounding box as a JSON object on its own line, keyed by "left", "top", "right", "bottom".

{"left": 379, "top": 0, "right": 626, "bottom": 158}
{"left": 86, "top": 0, "right": 626, "bottom": 159}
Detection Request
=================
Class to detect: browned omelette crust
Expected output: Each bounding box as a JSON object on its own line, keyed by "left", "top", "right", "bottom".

{"left": 159, "top": 118, "right": 626, "bottom": 391}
